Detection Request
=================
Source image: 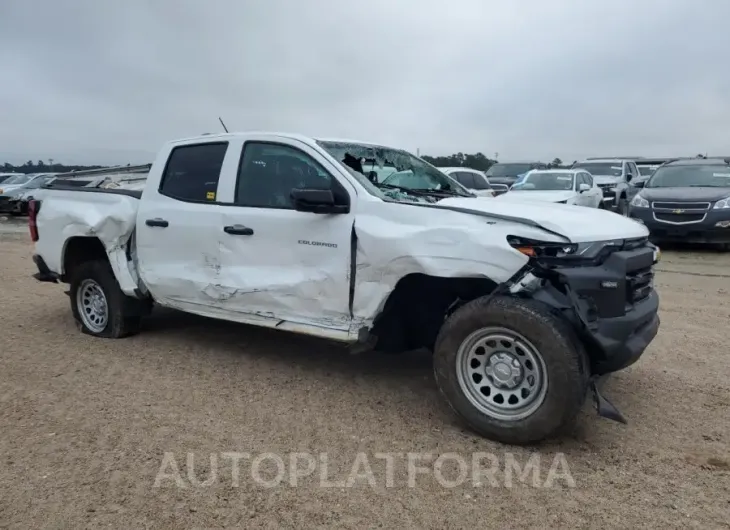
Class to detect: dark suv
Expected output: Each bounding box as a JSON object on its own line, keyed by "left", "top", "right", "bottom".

{"left": 628, "top": 157, "right": 730, "bottom": 248}
{"left": 484, "top": 161, "right": 546, "bottom": 187}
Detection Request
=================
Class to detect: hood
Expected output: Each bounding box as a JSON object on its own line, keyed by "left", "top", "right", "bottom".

{"left": 0, "top": 184, "right": 27, "bottom": 193}
{"left": 0, "top": 187, "right": 28, "bottom": 198}
{"left": 593, "top": 175, "right": 623, "bottom": 185}
{"left": 434, "top": 197, "right": 648, "bottom": 243}
{"left": 498, "top": 190, "right": 575, "bottom": 203}
{"left": 639, "top": 187, "right": 730, "bottom": 202}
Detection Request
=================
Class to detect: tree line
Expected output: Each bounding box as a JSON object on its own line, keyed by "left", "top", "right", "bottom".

{"left": 10, "top": 152, "right": 706, "bottom": 176}
{"left": 2, "top": 160, "right": 107, "bottom": 174}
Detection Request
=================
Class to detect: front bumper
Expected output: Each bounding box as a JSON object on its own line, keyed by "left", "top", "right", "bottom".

{"left": 629, "top": 206, "right": 730, "bottom": 243}
{"left": 532, "top": 243, "right": 660, "bottom": 375}
{"left": 0, "top": 196, "right": 22, "bottom": 214}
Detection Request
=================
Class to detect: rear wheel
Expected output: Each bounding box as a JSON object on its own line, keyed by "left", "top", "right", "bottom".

{"left": 433, "top": 295, "right": 589, "bottom": 444}
{"left": 69, "top": 260, "right": 143, "bottom": 338}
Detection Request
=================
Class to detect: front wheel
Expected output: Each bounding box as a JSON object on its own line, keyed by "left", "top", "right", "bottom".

{"left": 617, "top": 197, "right": 629, "bottom": 216}
{"left": 433, "top": 295, "right": 589, "bottom": 445}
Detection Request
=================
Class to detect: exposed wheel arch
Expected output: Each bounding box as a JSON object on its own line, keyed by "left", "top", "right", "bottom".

{"left": 62, "top": 236, "right": 108, "bottom": 282}
{"left": 370, "top": 273, "right": 499, "bottom": 353}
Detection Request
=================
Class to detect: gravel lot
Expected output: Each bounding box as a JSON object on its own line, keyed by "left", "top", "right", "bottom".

{"left": 1, "top": 217, "right": 729, "bottom": 528}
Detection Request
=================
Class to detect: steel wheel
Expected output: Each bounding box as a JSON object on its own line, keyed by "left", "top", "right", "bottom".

{"left": 76, "top": 278, "right": 109, "bottom": 333}
{"left": 455, "top": 326, "right": 548, "bottom": 421}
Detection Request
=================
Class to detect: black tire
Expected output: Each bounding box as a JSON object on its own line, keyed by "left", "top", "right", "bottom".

{"left": 617, "top": 196, "right": 629, "bottom": 216}
{"left": 597, "top": 201, "right": 606, "bottom": 210}
{"left": 433, "top": 295, "right": 589, "bottom": 445}
{"left": 69, "top": 260, "right": 143, "bottom": 338}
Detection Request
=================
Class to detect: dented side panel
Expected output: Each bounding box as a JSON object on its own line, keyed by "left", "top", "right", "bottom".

{"left": 211, "top": 205, "right": 356, "bottom": 331}
{"left": 34, "top": 190, "right": 141, "bottom": 295}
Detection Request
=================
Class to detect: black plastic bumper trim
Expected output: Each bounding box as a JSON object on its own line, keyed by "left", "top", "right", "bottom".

{"left": 32, "top": 254, "right": 59, "bottom": 283}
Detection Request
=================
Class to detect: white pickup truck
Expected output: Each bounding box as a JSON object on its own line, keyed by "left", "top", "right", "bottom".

{"left": 29, "top": 132, "right": 661, "bottom": 444}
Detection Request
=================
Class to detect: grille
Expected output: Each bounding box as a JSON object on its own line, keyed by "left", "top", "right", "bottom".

{"left": 626, "top": 266, "right": 654, "bottom": 304}
{"left": 652, "top": 202, "right": 710, "bottom": 211}
{"left": 653, "top": 212, "right": 705, "bottom": 224}
{"left": 598, "top": 185, "right": 616, "bottom": 199}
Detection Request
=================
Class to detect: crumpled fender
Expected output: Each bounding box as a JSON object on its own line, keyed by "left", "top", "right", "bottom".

{"left": 348, "top": 201, "right": 560, "bottom": 327}
{"left": 36, "top": 190, "right": 141, "bottom": 296}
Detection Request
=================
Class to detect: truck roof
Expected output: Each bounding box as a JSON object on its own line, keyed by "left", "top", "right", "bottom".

{"left": 171, "top": 132, "right": 389, "bottom": 149}
{"left": 664, "top": 157, "right": 730, "bottom": 166}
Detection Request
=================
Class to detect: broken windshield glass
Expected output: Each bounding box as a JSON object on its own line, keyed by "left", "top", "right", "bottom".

{"left": 317, "top": 140, "right": 472, "bottom": 202}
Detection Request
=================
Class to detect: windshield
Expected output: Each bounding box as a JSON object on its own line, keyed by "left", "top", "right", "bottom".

{"left": 511, "top": 172, "right": 574, "bottom": 191}
{"left": 637, "top": 165, "right": 658, "bottom": 176}
{"left": 573, "top": 162, "right": 623, "bottom": 177}
{"left": 25, "top": 176, "right": 54, "bottom": 189}
{"left": 2, "top": 174, "right": 32, "bottom": 186}
{"left": 647, "top": 165, "right": 730, "bottom": 188}
{"left": 485, "top": 163, "right": 535, "bottom": 177}
{"left": 316, "top": 140, "right": 473, "bottom": 202}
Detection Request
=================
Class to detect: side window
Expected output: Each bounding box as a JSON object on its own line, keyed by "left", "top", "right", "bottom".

{"left": 159, "top": 142, "right": 228, "bottom": 202}
{"left": 470, "top": 173, "right": 489, "bottom": 190}
{"left": 455, "top": 172, "right": 475, "bottom": 188}
{"left": 235, "top": 142, "right": 336, "bottom": 209}
{"left": 582, "top": 172, "right": 593, "bottom": 187}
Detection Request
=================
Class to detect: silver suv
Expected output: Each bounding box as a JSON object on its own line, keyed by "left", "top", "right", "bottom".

{"left": 571, "top": 158, "right": 640, "bottom": 214}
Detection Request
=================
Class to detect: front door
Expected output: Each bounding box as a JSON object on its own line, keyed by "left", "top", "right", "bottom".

{"left": 214, "top": 139, "right": 356, "bottom": 332}
{"left": 136, "top": 141, "right": 231, "bottom": 309}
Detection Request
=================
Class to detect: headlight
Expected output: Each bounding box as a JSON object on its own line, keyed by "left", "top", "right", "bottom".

{"left": 713, "top": 197, "right": 730, "bottom": 209}
{"left": 630, "top": 194, "right": 649, "bottom": 208}
{"left": 507, "top": 236, "right": 624, "bottom": 264}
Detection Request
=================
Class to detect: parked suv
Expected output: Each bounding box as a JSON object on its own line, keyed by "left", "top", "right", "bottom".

{"left": 628, "top": 157, "right": 730, "bottom": 249}
{"left": 571, "top": 158, "right": 640, "bottom": 214}
{"left": 484, "top": 161, "right": 547, "bottom": 187}
{"left": 438, "top": 167, "right": 509, "bottom": 197}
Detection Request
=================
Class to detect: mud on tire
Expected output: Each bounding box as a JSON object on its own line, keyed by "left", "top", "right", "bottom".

{"left": 433, "top": 295, "right": 589, "bottom": 445}
{"left": 69, "top": 260, "right": 144, "bottom": 338}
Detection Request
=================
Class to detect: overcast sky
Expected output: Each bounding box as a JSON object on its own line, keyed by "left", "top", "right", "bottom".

{"left": 1, "top": 0, "right": 729, "bottom": 165}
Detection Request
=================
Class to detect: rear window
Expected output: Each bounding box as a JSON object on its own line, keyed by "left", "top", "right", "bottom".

{"left": 159, "top": 143, "right": 228, "bottom": 202}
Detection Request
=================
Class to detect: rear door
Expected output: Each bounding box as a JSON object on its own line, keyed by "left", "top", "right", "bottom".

{"left": 136, "top": 141, "right": 232, "bottom": 309}
{"left": 213, "top": 137, "right": 357, "bottom": 331}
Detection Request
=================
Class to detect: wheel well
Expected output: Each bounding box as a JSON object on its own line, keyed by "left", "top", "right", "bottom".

{"left": 62, "top": 237, "right": 107, "bottom": 282}
{"left": 370, "top": 273, "right": 498, "bottom": 353}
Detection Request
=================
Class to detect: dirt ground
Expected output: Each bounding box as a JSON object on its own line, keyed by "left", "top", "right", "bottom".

{"left": 1, "top": 219, "right": 729, "bottom": 529}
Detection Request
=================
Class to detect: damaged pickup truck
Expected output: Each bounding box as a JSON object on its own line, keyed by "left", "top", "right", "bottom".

{"left": 29, "top": 132, "right": 661, "bottom": 444}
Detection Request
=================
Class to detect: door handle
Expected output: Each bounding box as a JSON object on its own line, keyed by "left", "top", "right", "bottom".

{"left": 224, "top": 224, "right": 254, "bottom": 236}
{"left": 145, "top": 218, "right": 169, "bottom": 228}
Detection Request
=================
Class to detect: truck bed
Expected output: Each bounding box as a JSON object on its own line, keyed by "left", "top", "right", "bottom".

{"left": 33, "top": 187, "right": 142, "bottom": 295}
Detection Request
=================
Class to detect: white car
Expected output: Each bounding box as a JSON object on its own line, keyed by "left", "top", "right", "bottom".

{"left": 438, "top": 167, "right": 507, "bottom": 197}
{"left": 29, "top": 132, "right": 660, "bottom": 445}
{"left": 499, "top": 169, "right": 604, "bottom": 208}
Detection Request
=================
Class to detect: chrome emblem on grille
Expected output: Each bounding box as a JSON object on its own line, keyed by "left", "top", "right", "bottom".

{"left": 672, "top": 209, "right": 685, "bottom": 214}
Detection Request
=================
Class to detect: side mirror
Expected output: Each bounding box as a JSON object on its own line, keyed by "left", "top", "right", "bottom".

{"left": 579, "top": 183, "right": 590, "bottom": 192}
{"left": 633, "top": 180, "right": 646, "bottom": 188}
{"left": 626, "top": 173, "right": 633, "bottom": 182}
{"left": 290, "top": 188, "right": 349, "bottom": 214}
